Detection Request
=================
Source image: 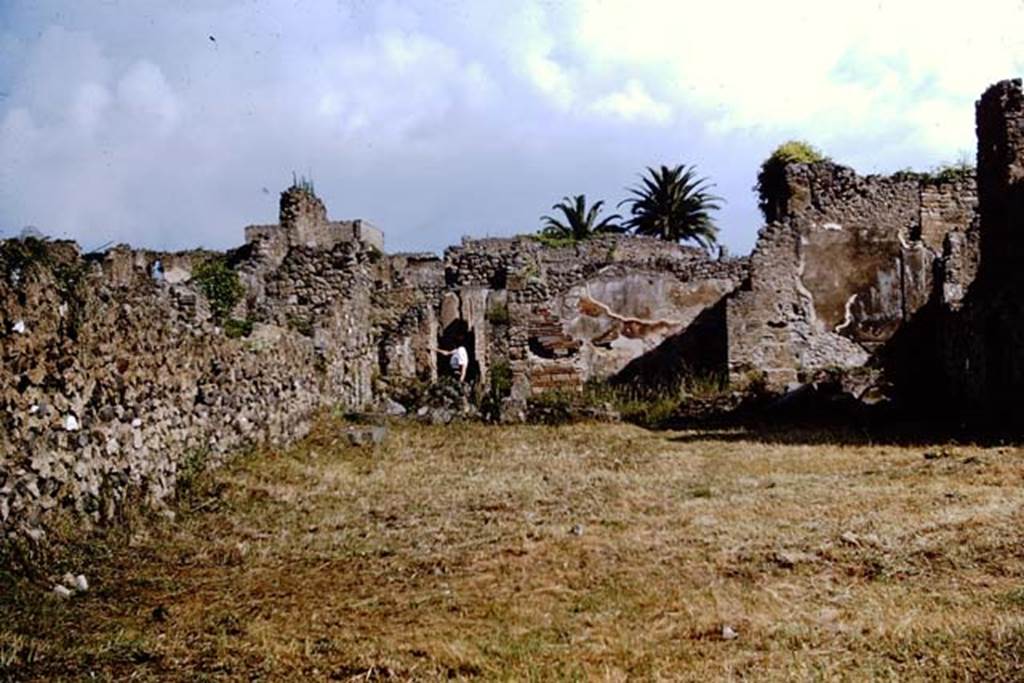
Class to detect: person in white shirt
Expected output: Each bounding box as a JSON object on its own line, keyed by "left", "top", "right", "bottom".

{"left": 437, "top": 343, "right": 469, "bottom": 383}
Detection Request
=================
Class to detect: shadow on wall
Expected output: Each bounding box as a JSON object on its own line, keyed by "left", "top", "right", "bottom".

{"left": 875, "top": 296, "right": 947, "bottom": 417}
{"left": 610, "top": 298, "right": 729, "bottom": 391}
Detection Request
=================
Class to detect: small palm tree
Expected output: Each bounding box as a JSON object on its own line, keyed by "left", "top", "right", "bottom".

{"left": 620, "top": 165, "right": 722, "bottom": 249}
{"left": 540, "top": 194, "right": 623, "bottom": 242}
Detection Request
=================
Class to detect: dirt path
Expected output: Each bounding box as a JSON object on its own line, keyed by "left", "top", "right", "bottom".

{"left": 4, "top": 420, "right": 1024, "bottom": 680}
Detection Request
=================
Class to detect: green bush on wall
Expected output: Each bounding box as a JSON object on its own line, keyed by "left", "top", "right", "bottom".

{"left": 755, "top": 140, "right": 828, "bottom": 222}
{"left": 192, "top": 257, "right": 244, "bottom": 321}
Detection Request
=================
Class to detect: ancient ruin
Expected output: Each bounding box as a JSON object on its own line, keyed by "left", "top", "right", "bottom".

{"left": 3, "top": 78, "right": 1023, "bottom": 544}
{"left": 728, "top": 162, "right": 977, "bottom": 387}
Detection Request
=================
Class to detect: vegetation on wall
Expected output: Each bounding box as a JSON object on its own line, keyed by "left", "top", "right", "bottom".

{"left": 2, "top": 237, "right": 87, "bottom": 338}
{"left": 478, "top": 360, "right": 513, "bottom": 421}
{"left": 485, "top": 301, "right": 510, "bottom": 326}
{"left": 619, "top": 165, "right": 722, "bottom": 249}
{"left": 0, "top": 237, "right": 50, "bottom": 279}
{"left": 191, "top": 257, "right": 244, "bottom": 321}
{"left": 755, "top": 140, "right": 828, "bottom": 222}
{"left": 223, "top": 318, "right": 254, "bottom": 339}
{"left": 929, "top": 155, "right": 976, "bottom": 183}
{"left": 290, "top": 171, "right": 316, "bottom": 195}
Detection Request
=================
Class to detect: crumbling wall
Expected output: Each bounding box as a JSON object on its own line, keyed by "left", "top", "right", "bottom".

{"left": 442, "top": 235, "right": 748, "bottom": 400}
{"left": 374, "top": 253, "right": 446, "bottom": 384}
{"left": 0, "top": 235, "right": 379, "bottom": 542}
{"left": 245, "top": 186, "right": 384, "bottom": 253}
{"left": 728, "top": 162, "right": 977, "bottom": 387}
{"left": 933, "top": 79, "right": 1024, "bottom": 422}
{"left": 919, "top": 176, "right": 979, "bottom": 252}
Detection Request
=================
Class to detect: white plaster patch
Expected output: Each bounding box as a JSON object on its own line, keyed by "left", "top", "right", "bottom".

{"left": 12, "top": 320, "right": 26, "bottom": 334}
{"left": 822, "top": 222, "right": 843, "bottom": 231}
{"left": 834, "top": 294, "right": 860, "bottom": 334}
{"left": 164, "top": 266, "right": 191, "bottom": 285}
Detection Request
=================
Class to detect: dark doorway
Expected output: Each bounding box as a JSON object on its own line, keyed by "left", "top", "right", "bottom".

{"left": 438, "top": 319, "right": 479, "bottom": 384}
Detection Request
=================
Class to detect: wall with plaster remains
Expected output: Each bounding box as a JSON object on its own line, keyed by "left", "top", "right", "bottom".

{"left": 7, "top": 78, "right": 1021, "bottom": 545}
{"left": 727, "top": 162, "right": 977, "bottom": 387}
{"left": 440, "top": 235, "right": 748, "bottom": 400}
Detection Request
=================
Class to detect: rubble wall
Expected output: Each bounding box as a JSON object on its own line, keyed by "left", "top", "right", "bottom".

{"left": 934, "top": 79, "right": 1024, "bottom": 421}
{"left": 442, "top": 235, "right": 748, "bottom": 399}
{"left": 0, "top": 238, "right": 378, "bottom": 541}
{"left": 728, "top": 162, "right": 977, "bottom": 387}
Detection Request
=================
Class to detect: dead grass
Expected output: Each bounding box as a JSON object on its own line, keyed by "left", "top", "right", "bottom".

{"left": 3, "top": 419, "right": 1024, "bottom": 681}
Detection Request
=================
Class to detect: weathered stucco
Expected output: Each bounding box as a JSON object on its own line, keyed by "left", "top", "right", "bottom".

{"left": 439, "top": 235, "right": 749, "bottom": 399}
{"left": 727, "top": 162, "right": 977, "bottom": 386}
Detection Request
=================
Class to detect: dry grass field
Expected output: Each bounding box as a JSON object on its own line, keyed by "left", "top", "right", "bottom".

{"left": 3, "top": 418, "right": 1024, "bottom": 681}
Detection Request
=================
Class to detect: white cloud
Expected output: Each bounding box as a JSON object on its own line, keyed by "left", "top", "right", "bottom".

{"left": 0, "top": 0, "right": 1022, "bottom": 255}
{"left": 571, "top": 0, "right": 1024, "bottom": 156}
{"left": 525, "top": 52, "right": 576, "bottom": 110}
{"left": 591, "top": 80, "right": 671, "bottom": 124}
{"left": 116, "top": 61, "right": 180, "bottom": 136}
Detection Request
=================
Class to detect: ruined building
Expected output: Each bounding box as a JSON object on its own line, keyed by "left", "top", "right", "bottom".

{"left": 3, "top": 78, "right": 1023, "bottom": 543}
{"left": 245, "top": 183, "right": 384, "bottom": 255}
{"left": 728, "top": 163, "right": 977, "bottom": 387}
{"left": 927, "top": 78, "right": 1024, "bottom": 423}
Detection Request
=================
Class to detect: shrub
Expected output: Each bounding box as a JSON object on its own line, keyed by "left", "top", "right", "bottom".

{"left": 756, "top": 140, "right": 828, "bottom": 222}
{"left": 489, "top": 361, "right": 513, "bottom": 398}
{"left": 930, "top": 158, "right": 975, "bottom": 183}
{"left": 485, "top": 302, "right": 510, "bottom": 326}
{"left": 287, "top": 314, "right": 314, "bottom": 337}
{"left": 192, "top": 258, "right": 244, "bottom": 321}
{"left": 223, "top": 318, "right": 253, "bottom": 339}
{"left": 525, "top": 389, "right": 576, "bottom": 424}
{"left": 476, "top": 361, "right": 514, "bottom": 422}
{"left": 0, "top": 237, "right": 50, "bottom": 277}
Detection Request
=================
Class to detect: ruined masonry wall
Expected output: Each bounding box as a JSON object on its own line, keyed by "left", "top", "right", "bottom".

{"left": 0, "top": 240, "right": 378, "bottom": 541}
{"left": 728, "top": 162, "right": 977, "bottom": 387}
{"left": 935, "top": 79, "right": 1024, "bottom": 420}
{"left": 442, "top": 235, "right": 748, "bottom": 399}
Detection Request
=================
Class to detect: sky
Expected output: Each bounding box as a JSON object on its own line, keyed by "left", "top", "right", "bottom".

{"left": 1, "top": 1, "right": 1022, "bottom": 256}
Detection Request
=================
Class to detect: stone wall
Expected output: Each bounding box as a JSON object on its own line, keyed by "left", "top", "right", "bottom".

{"left": 1, "top": 222, "right": 750, "bottom": 542}
{"left": 931, "top": 79, "right": 1024, "bottom": 422}
{"left": 440, "top": 235, "right": 748, "bottom": 400}
{"left": 0, "top": 233, "right": 381, "bottom": 542}
{"left": 6, "top": 78, "right": 1019, "bottom": 544}
{"left": 727, "top": 162, "right": 978, "bottom": 387}
{"left": 245, "top": 185, "right": 384, "bottom": 253}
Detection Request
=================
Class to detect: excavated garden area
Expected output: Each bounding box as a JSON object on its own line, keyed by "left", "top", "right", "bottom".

{"left": 3, "top": 419, "right": 1024, "bottom": 681}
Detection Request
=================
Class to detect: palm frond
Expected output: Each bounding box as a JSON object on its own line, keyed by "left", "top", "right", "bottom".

{"left": 620, "top": 164, "right": 723, "bottom": 248}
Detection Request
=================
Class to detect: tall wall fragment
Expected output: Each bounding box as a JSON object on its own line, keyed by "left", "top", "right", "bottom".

{"left": 727, "top": 162, "right": 977, "bottom": 387}
{"left": 932, "top": 79, "right": 1024, "bottom": 421}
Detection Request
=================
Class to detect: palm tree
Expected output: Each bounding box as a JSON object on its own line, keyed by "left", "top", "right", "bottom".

{"left": 619, "top": 165, "right": 722, "bottom": 249}
{"left": 540, "top": 194, "right": 623, "bottom": 242}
